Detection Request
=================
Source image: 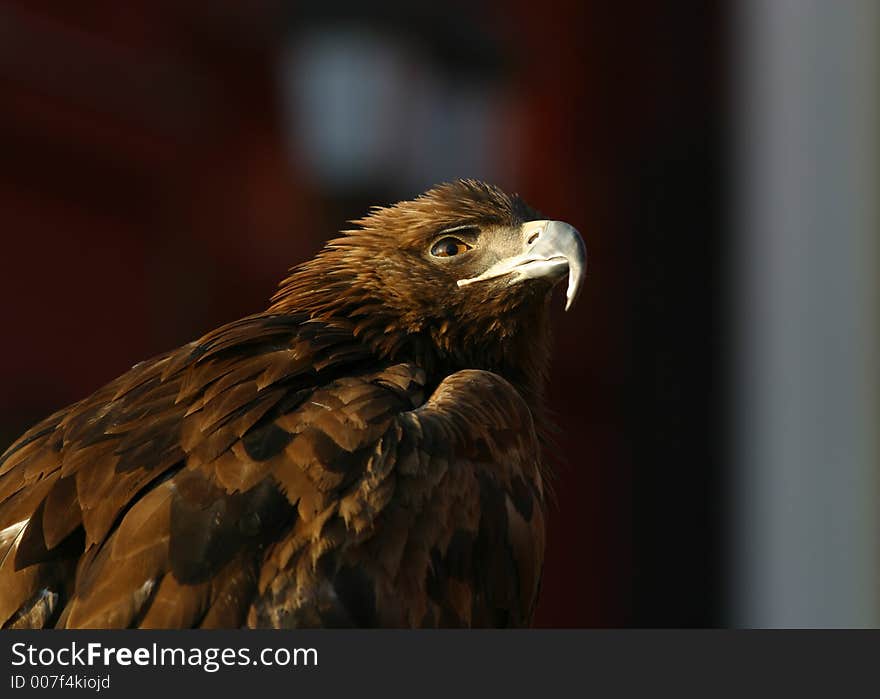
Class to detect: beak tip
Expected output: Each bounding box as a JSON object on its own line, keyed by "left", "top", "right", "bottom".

{"left": 564, "top": 284, "right": 579, "bottom": 311}
{"left": 564, "top": 265, "right": 584, "bottom": 312}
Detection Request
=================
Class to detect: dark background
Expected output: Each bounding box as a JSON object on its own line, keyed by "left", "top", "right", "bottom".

{"left": 0, "top": 1, "right": 726, "bottom": 627}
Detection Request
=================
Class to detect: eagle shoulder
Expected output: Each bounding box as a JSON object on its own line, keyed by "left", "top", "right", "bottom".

{"left": 253, "top": 367, "right": 547, "bottom": 628}
{"left": 0, "top": 324, "right": 545, "bottom": 627}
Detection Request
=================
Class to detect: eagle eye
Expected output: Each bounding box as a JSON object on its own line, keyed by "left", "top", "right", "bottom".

{"left": 430, "top": 237, "right": 471, "bottom": 258}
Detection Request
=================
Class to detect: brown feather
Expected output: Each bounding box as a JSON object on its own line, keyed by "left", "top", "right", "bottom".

{"left": 0, "top": 181, "right": 556, "bottom": 628}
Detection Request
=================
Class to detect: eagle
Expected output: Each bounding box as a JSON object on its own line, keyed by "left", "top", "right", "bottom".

{"left": 0, "top": 180, "right": 585, "bottom": 628}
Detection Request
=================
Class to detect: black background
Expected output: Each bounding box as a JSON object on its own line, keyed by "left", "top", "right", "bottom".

{"left": 0, "top": 1, "right": 728, "bottom": 627}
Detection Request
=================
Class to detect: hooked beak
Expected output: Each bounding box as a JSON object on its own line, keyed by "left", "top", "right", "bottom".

{"left": 456, "top": 220, "right": 587, "bottom": 311}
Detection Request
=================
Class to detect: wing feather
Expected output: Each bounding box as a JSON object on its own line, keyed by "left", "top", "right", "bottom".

{"left": 0, "top": 313, "right": 545, "bottom": 628}
{"left": 252, "top": 369, "right": 546, "bottom": 628}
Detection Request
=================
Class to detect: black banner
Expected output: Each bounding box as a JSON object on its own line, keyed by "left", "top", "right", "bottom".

{"left": 2, "top": 630, "right": 876, "bottom": 697}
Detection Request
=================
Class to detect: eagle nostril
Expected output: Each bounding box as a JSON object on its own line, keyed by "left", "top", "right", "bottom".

{"left": 527, "top": 230, "right": 541, "bottom": 246}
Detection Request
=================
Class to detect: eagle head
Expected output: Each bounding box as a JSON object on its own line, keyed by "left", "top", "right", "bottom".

{"left": 271, "top": 180, "right": 586, "bottom": 382}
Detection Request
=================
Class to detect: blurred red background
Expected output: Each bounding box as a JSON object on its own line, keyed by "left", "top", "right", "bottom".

{"left": 0, "top": 1, "right": 726, "bottom": 626}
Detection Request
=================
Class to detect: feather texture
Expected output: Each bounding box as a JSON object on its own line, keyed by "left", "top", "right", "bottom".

{"left": 0, "top": 181, "right": 559, "bottom": 628}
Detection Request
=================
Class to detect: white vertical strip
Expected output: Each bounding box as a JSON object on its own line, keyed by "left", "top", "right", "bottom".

{"left": 733, "top": 0, "right": 880, "bottom": 627}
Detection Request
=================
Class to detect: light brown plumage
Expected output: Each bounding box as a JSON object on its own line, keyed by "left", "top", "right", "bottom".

{"left": 0, "top": 180, "right": 579, "bottom": 628}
